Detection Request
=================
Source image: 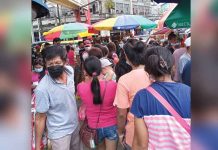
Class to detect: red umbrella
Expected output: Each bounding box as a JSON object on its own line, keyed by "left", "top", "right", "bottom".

{"left": 157, "top": 4, "right": 177, "bottom": 29}
{"left": 152, "top": 27, "right": 171, "bottom": 35}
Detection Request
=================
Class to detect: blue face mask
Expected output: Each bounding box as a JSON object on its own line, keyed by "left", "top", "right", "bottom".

{"left": 35, "top": 68, "right": 43, "bottom": 73}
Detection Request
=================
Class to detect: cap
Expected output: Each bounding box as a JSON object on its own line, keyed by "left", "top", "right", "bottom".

{"left": 100, "top": 58, "right": 112, "bottom": 68}
{"left": 185, "top": 37, "right": 191, "bottom": 47}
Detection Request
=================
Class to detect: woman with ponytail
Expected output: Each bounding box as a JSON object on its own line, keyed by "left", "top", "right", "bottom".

{"left": 77, "top": 56, "right": 118, "bottom": 150}
{"left": 131, "top": 47, "right": 191, "bottom": 150}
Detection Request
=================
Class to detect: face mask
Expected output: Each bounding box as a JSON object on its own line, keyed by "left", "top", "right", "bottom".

{"left": 171, "top": 43, "right": 180, "bottom": 46}
{"left": 34, "top": 68, "right": 43, "bottom": 73}
{"left": 47, "top": 65, "right": 65, "bottom": 79}
{"left": 82, "top": 52, "right": 89, "bottom": 61}
{"left": 119, "top": 43, "right": 124, "bottom": 49}
{"left": 85, "top": 46, "right": 91, "bottom": 51}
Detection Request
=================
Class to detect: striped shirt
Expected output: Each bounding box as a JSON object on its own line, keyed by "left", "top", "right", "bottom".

{"left": 131, "top": 82, "right": 191, "bottom": 150}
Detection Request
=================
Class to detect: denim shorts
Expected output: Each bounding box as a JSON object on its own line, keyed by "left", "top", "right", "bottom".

{"left": 97, "top": 125, "right": 118, "bottom": 143}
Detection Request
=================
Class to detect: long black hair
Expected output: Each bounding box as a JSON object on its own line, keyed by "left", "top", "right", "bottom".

{"left": 123, "top": 38, "right": 147, "bottom": 67}
{"left": 115, "top": 49, "right": 132, "bottom": 81}
{"left": 144, "top": 46, "right": 173, "bottom": 79}
{"left": 84, "top": 56, "right": 102, "bottom": 104}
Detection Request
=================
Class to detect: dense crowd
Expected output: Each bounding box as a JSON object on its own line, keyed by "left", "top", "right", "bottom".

{"left": 32, "top": 32, "right": 191, "bottom": 150}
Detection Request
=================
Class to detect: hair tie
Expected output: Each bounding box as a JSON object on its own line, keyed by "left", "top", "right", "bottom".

{"left": 160, "top": 56, "right": 169, "bottom": 70}
{"left": 92, "top": 72, "right": 97, "bottom": 76}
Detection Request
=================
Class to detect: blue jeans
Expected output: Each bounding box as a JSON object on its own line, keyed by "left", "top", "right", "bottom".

{"left": 97, "top": 125, "right": 118, "bottom": 143}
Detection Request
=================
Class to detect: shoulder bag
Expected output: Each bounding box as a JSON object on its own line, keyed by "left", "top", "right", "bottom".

{"left": 146, "top": 86, "right": 191, "bottom": 135}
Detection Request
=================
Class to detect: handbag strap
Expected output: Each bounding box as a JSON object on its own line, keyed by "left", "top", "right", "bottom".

{"left": 96, "top": 81, "right": 108, "bottom": 128}
{"left": 146, "top": 86, "right": 191, "bottom": 135}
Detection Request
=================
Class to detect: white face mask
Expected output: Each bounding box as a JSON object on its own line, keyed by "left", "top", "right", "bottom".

{"left": 171, "top": 43, "right": 180, "bottom": 46}
{"left": 85, "top": 46, "right": 91, "bottom": 51}
{"left": 119, "top": 43, "right": 124, "bottom": 49}
{"left": 35, "top": 68, "right": 43, "bottom": 73}
{"left": 82, "top": 52, "right": 89, "bottom": 61}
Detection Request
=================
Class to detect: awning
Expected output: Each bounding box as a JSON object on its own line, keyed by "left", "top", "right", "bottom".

{"left": 157, "top": 4, "right": 177, "bottom": 29}
{"left": 48, "top": 0, "right": 84, "bottom": 9}
{"left": 32, "top": 0, "right": 49, "bottom": 18}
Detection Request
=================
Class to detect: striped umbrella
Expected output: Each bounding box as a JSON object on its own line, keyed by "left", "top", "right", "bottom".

{"left": 92, "top": 15, "right": 157, "bottom": 31}
{"left": 43, "top": 22, "right": 91, "bottom": 41}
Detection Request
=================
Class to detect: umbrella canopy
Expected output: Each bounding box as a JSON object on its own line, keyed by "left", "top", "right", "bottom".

{"left": 92, "top": 15, "right": 157, "bottom": 31}
{"left": 152, "top": 27, "right": 171, "bottom": 35}
{"left": 43, "top": 23, "right": 91, "bottom": 41}
{"left": 157, "top": 4, "right": 177, "bottom": 29}
{"left": 165, "top": 0, "right": 190, "bottom": 29}
{"left": 32, "top": 0, "right": 49, "bottom": 18}
{"left": 153, "top": 0, "right": 180, "bottom": 3}
{"left": 78, "top": 31, "right": 96, "bottom": 38}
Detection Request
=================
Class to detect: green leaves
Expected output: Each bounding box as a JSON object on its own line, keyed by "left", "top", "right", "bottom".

{"left": 104, "top": 0, "right": 115, "bottom": 10}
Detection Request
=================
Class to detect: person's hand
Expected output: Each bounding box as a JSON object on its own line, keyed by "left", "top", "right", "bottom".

{"left": 118, "top": 134, "right": 125, "bottom": 148}
{"left": 35, "top": 145, "right": 41, "bottom": 150}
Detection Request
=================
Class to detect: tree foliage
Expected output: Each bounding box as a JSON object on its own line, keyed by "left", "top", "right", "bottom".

{"left": 104, "top": 0, "right": 115, "bottom": 10}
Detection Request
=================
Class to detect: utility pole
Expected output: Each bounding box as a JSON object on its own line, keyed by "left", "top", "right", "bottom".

{"left": 130, "top": 0, "right": 133, "bottom": 15}
{"left": 37, "top": 18, "right": 42, "bottom": 41}
{"left": 31, "top": 24, "right": 35, "bottom": 43}
{"left": 57, "top": 4, "right": 61, "bottom": 25}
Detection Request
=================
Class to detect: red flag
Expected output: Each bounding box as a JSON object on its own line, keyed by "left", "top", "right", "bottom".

{"left": 86, "top": 0, "right": 91, "bottom": 24}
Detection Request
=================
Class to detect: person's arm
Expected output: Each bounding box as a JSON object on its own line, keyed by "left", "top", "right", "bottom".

{"left": 117, "top": 108, "right": 128, "bottom": 137}
{"left": 132, "top": 117, "right": 149, "bottom": 150}
{"left": 130, "top": 91, "right": 149, "bottom": 150}
{"left": 114, "top": 80, "right": 129, "bottom": 144}
{"left": 34, "top": 89, "right": 50, "bottom": 150}
{"left": 35, "top": 113, "right": 46, "bottom": 150}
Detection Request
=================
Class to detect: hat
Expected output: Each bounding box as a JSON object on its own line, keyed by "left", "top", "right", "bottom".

{"left": 100, "top": 58, "right": 112, "bottom": 68}
{"left": 84, "top": 40, "right": 92, "bottom": 47}
{"left": 185, "top": 37, "right": 191, "bottom": 47}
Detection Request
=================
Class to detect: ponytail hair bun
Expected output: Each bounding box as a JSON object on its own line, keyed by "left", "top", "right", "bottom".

{"left": 145, "top": 46, "right": 173, "bottom": 79}
{"left": 83, "top": 56, "right": 102, "bottom": 104}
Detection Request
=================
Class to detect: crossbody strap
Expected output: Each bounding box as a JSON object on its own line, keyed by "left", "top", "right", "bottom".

{"left": 96, "top": 81, "right": 108, "bottom": 128}
{"left": 146, "top": 86, "right": 191, "bottom": 135}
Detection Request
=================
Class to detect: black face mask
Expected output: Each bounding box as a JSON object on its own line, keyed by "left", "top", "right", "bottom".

{"left": 47, "top": 65, "right": 65, "bottom": 79}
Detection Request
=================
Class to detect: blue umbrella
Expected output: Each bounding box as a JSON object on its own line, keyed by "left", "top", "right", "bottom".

{"left": 153, "top": 0, "right": 180, "bottom": 3}
{"left": 32, "top": 0, "right": 49, "bottom": 18}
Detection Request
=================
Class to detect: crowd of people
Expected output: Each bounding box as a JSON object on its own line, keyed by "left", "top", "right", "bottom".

{"left": 32, "top": 32, "right": 191, "bottom": 150}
